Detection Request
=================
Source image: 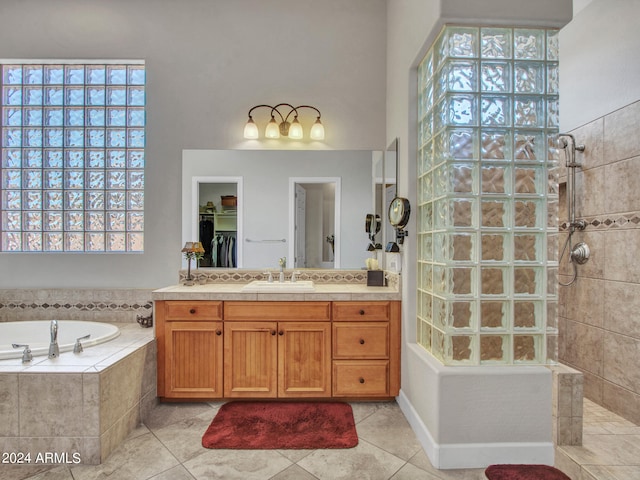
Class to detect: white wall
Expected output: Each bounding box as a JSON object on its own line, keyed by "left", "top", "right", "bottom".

{"left": 0, "top": 0, "right": 386, "bottom": 288}
{"left": 559, "top": 0, "right": 640, "bottom": 131}
{"left": 182, "top": 150, "right": 372, "bottom": 270}
{"left": 386, "top": 0, "right": 572, "bottom": 468}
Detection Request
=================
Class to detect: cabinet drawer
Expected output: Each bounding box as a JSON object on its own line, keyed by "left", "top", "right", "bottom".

{"left": 164, "top": 301, "right": 223, "bottom": 321}
{"left": 332, "top": 361, "right": 389, "bottom": 396}
{"left": 224, "top": 301, "right": 331, "bottom": 321}
{"left": 332, "top": 302, "right": 390, "bottom": 321}
{"left": 333, "top": 323, "right": 389, "bottom": 358}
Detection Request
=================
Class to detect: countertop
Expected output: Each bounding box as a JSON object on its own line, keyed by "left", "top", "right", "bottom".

{"left": 152, "top": 282, "right": 401, "bottom": 301}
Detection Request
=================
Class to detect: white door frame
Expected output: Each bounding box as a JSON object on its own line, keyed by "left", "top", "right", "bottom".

{"left": 288, "top": 177, "right": 341, "bottom": 269}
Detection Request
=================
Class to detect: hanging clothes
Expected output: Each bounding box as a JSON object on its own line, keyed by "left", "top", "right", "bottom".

{"left": 211, "top": 232, "right": 236, "bottom": 267}
{"left": 199, "top": 218, "right": 214, "bottom": 265}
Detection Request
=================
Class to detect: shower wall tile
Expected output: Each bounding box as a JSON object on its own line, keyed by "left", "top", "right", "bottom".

{"left": 603, "top": 332, "right": 640, "bottom": 392}
{"left": 602, "top": 381, "right": 640, "bottom": 425}
{"left": 604, "top": 99, "right": 640, "bottom": 162}
{"left": 576, "top": 230, "right": 605, "bottom": 279}
{"left": 0, "top": 374, "right": 19, "bottom": 436}
{"left": 574, "top": 167, "right": 606, "bottom": 218}
{"left": 559, "top": 99, "right": 640, "bottom": 424}
{"left": 564, "top": 320, "right": 603, "bottom": 377}
{"left": 564, "top": 277, "right": 604, "bottom": 328}
{"left": 605, "top": 156, "right": 640, "bottom": 213}
{"left": 582, "top": 369, "right": 603, "bottom": 405}
{"left": 571, "top": 117, "right": 604, "bottom": 170}
{"left": 604, "top": 229, "right": 640, "bottom": 284}
{"left": 603, "top": 281, "right": 640, "bottom": 340}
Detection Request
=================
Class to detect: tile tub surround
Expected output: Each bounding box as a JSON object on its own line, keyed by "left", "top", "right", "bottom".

{"left": 558, "top": 99, "right": 640, "bottom": 426}
{"left": 0, "top": 289, "right": 154, "bottom": 323}
{"left": 0, "top": 323, "right": 156, "bottom": 465}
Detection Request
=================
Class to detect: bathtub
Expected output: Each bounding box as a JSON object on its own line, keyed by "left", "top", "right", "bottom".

{"left": 0, "top": 320, "right": 120, "bottom": 360}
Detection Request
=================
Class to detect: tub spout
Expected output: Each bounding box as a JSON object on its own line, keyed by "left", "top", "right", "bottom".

{"left": 48, "top": 320, "right": 59, "bottom": 359}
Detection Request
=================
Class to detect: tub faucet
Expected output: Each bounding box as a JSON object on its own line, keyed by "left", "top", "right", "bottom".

{"left": 48, "top": 320, "right": 59, "bottom": 359}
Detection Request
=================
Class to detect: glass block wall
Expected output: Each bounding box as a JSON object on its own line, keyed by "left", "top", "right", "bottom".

{"left": 1, "top": 63, "right": 145, "bottom": 252}
{"left": 416, "top": 26, "right": 560, "bottom": 365}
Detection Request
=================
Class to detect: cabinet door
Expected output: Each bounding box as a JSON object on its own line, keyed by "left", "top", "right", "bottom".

{"left": 164, "top": 320, "right": 223, "bottom": 399}
{"left": 278, "top": 322, "right": 331, "bottom": 398}
{"left": 224, "top": 321, "right": 278, "bottom": 398}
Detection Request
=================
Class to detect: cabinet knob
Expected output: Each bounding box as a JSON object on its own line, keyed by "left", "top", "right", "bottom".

{"left": 270, "top": 330, "right": 276, "bottom": 336}
{"left": 359, "top": 339, "right": 365, "bottom": 345}
{"left": 278, "top": 330, "right": 284, "bottom": 336}
{"left": 189, "top": 308, "right": 196, "bottom": 314}
{"left": 359, "top": 377, "right": 365, "bottom": 384}
{"left": 359, "top": 309, "right": 365, "bottom": 315}
{"left": 215, "top": 330, "right": 222, "bottom": 336}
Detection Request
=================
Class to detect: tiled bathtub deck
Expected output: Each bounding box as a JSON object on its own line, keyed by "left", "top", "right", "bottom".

{"left": 0, "top": 323, "right": 156, "bottom": 466}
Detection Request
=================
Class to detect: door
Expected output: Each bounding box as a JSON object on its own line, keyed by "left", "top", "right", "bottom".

{"left": 164, "top": 321, "right": 223, "bottom": 398}
{"left": 278, "top": 322, "right": 331, "bottom": 398}
{"left": 224, "top": 321, "right": 278, "bottom": 398}
{"left": 294, "top": 183, "right": 307, "bottom": 268}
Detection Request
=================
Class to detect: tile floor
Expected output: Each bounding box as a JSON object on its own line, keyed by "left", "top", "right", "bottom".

{"left": 4, "top": 398, "right": 640, "bottom": 480}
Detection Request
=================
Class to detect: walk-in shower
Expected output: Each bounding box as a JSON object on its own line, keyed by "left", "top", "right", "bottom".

{"left": 558, "top": 133, "right": 589, "bottom": 286}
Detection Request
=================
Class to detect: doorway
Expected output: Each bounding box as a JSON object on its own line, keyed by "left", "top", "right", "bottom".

{"left": 288, "top": 177, "right": 341, "bottom": 268}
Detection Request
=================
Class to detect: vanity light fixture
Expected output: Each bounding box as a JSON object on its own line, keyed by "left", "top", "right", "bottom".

{"left": 243, "top": 103, "right": 325, "bottom": 140}
{"left": 181, "top": 241, "right": 205, "bottom": 286}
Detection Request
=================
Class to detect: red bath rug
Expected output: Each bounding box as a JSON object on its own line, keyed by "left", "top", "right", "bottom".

{"left": 202, "top": 401, "right": 358, "bottom": 449}
{"left": 485, "top": 464, "right": 571, "bottom": 480}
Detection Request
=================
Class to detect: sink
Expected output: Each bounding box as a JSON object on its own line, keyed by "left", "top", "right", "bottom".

{"left": 241, "top": 280, "right": 315, "bottom": 293}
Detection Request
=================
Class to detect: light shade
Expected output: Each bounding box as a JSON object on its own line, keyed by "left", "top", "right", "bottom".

{"left": 310, "top": 118, "right": 325, "bottom": 140}
{"left": 243, "top": 118, "right": 259, "bottom": 139}
{"left": 243, "top": 103, "right": 324, "bottom": 141}
{"left": 288, "top": 117, "right": 304, "bottom": 139}
{"left": 265, "top": 117, "right": 281, "bottom": 138}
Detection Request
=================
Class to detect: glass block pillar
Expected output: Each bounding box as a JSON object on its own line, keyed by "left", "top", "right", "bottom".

{"left": 417, "top": 26, "right": 560, "bottom": 365}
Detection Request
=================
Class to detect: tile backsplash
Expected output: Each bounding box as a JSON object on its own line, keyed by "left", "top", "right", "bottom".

{"left": 0, "top": 289, "right": 153, "bottom": 323}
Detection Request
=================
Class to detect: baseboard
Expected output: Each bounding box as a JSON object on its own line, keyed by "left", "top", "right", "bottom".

{"left": 397, "top": 389, "right": 555, "bottom": 469}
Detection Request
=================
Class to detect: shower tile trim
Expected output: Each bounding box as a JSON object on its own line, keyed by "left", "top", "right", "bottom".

{"left": 559, "top": 210, "right": 640, "bottom": 231}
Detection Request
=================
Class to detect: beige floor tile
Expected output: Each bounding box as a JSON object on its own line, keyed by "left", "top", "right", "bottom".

{"left": 356, "top": 404, "right": 423, "bottom": 460}
{"left": 270, "top": 464, "right": 320, "bottom": 480}
{"left": 148, "top": 465, "right": 197, "bottom": 480}
{"left": 69, "top": 430, "right": 179, "bottom": 480}
{"left": 297, "top": 439, "right": 406, "bottom": 480}
{"left": 150, "top": 410, "right": 218, "bottom": 463}
{"left": 183, "top": 449, "right": 292, "bottom": 480}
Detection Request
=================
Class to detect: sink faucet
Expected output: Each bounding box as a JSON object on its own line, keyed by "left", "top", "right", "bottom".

{"left": 278, "top": 257, "right": 286, "bottom": 283}
{"left": 48, "top": 320, "right": 59, "bottom": 359}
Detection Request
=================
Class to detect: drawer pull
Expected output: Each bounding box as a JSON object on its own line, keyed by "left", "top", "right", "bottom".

{"left": 359, "top": 309, "right": 365, "bottom": 315}
{"left": 278, "top": 330, "right": 284, "bottom": 336}
{"left": 359, "top": 377, "right": 365, "bottom": 384}
{"left": 270, "top": 330, "right": 276, "bottom": 336}
{"left": 215, "top": 330, "right": 222, "bottom": 336}
{"left": 359, "top": 339, "right": 365, "bottom": 345}
{"left": 189, "top": 308, "right": 196, "bottom": 314}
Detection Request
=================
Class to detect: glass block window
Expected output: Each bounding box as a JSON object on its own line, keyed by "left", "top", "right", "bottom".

{"left": 416, "top": 27, "right": 559, "bottom": 365}
{"left": 1, "top": 62, "right": 145, "bottom": 252}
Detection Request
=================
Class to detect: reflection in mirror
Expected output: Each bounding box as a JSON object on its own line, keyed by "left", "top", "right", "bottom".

{"left": 191, "top": 176, "right": 244, "bottom": 267}
{"left": 198, "top": 182, "right": 239, "bottom": 267}
{"left": 380, "top": 139, "right": 398, "bottom": 267}
{"left": 182, "top": 150, "right": 374, "bottom": 269}
{"left": 289, "top": 178, "right": 340, "bottom": 268}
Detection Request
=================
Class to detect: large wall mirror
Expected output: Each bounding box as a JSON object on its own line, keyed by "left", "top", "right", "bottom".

{"left": 182, "top": 150, "right": 379, "bottom": 270}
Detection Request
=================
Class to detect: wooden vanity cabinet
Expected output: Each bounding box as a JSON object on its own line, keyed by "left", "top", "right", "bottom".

{"left": 224, "top": 302, "right": 332, "bottom": 398}
{"left": 156, "top": 301, "right": 224, "bottom": 399}
{"left": 155, "top": 299, "right": 400, "bottom": 400}
{"left": 332, "top": 301, "right": 401, "bottom": 398}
